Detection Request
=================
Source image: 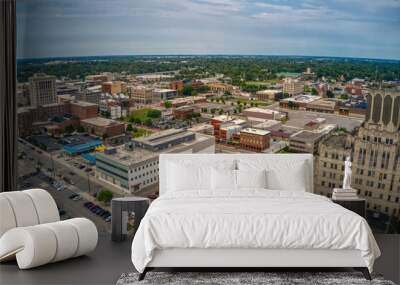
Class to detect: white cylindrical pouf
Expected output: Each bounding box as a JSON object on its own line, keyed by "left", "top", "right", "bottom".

{"left": 0, "top": 196, "right": 17, "bottom": 237}
{"left": 43, "top": 221, "right": 79, "bottom": 262}
{"left": 24, "top": 189, "right": 60, "bottom": 224}
{"left": 65, "top": 218, "right": 98, "bottom": 257}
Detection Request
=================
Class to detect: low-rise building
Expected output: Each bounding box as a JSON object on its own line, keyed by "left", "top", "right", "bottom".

{"left": 101, "top": 81, "right": 126, "bottom": 95}
{"left": 81, "top": 117, "right": 125, "bottom": 138}
{"left": 243, "top": 107, "right": 286, "bottom": 120}
{"left": 255, "top": 90, "right": 282, "bottom": 101}
{"left": 70, "top": 101, "right": 98, "bottom": 120}
{"left": 279, "top": 95, "right": 321, "bottom": 109}
{"left": 169, "top": 80, "right": 184, "bottom": 91}
{"left": 208, "top": 82, "right": 233, "bottom": 94}
{"left": 305, "top": 98, "right": 338, "bottom": 113}
{"left": 289, "top": 124, "right": 336, "bottom": 154}
{"left": 240, "top": 128, "right": 271, "bottom": 152}
{"left": 153, "top": 89, "right": 177, "bottom": 101}
{"left": 173, "top": 105, "right": 195, "bottom": 119}
{"left": 95, "top": 129, "right": 215, "bottom": 192}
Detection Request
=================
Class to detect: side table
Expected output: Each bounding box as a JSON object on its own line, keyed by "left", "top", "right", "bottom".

{"left": 111, "top": 197, "right": 150, "bottom": 242}
{"left": 332, "top": 198, "right": 366, "bottom": 218}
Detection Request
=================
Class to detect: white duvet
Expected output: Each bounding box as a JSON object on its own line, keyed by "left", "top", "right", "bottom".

{"left": 131, "top": 190, "right": 380, "bottom": 273}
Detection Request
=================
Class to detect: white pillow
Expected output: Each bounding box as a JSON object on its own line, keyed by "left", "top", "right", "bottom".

{"left": 167, "top": 160, "right": 236, "bottom": 192}
{"left": 167, "top": 163, "right": 210, "bottom": 191}
{"left": 236, "top": 169, "right": 267, "bottom": 189}
{"left": 266, "top": 161, "right": 307, "bottom": 191}
{"left": 238, "top": 159, "right": 308, "bottom": 191}
{"left": 211, "top": 168, "right": 237, "bottom": 191}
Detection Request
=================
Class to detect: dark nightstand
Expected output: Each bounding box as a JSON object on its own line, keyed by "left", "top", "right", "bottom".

{"left": 332, "top": 198, "right": 366, "bottom": 218}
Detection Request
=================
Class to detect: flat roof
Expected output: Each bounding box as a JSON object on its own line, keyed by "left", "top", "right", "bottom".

{"left": 97, "top": 132, "right": 212, "bottom": 166}
{"left": 241, "top": 128, "right": 270, "bottom": 136}
{"left": 243, "top": 107, "right": 280, "bottom": 114}
{"left": 290, "top": 130, "right": 323, "bottom": 141}
{"left": 323, "top": 134, "right": 349, "bottom": 149}
{"left": 153, "top": 89, "right": 176, "bottom": 93}
{"left": 281, "top": 95, "right": 321, "bottom": 103}
{"left": 81, "top": 117, "right": 123, "bottom": 127}
{"left": 133, "top": 128, "right": 193, "bottom": 146}
{"left": 71, "top": 100, "right": 98, "bottom": 107}
{"left": 256, "top": 89, "right": 281, "bottom": 94}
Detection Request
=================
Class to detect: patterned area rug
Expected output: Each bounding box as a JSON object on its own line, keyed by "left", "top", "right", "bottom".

{"left": 117, "top": 272, "right": 395, "bottom": 285}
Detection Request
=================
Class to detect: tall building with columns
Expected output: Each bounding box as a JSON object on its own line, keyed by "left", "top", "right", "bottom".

{"left": 315, "top": 89, "right": 399, "bottom": 232}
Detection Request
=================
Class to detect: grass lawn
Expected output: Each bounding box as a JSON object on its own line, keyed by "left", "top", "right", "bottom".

{"left": 132, "top": 128, "right": 153, "bottom": 138}
{"left": 127, "top": 108, "right": 161, "bottom": 123}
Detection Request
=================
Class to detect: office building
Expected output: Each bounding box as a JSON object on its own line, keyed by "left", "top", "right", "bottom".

{"left": 289, "top": 124, "right": 336, "bottom": 154}
{"left": 256, "top": 90, "right": 281, "bottom": 101}
{"left": 95, "top": 129, "right": 215, "bottom": 192}
{"left": 240, "top": 128, "right": 271, "bottom": 152}
{"left": 283, "top": 78, "right": 304, "bottom": 96}
{"left": 70, "top": 101, "right": 98, "bottom": 120}
{"left": 29, "top": 73, "right": 57, "bottom": 107}
{"left": 153, "top": 89, "right": 177, "bottom": 101}
{"left": 81, "top": 117, "right": 125, "bottom": 138}
{"left": 243, "top": 107, "right": 286, "bottom": 121}
{"left": 130, "top": 86, "right": 155, "bottom": 104}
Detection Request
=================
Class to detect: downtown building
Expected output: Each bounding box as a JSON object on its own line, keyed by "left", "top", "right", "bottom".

{"left": 315, "top": 89, "right": 400, "bottom": 232}
{"left": 29, "top": 73, "right": 57, "bottom": 107}
{"left": 95, "top": 129, "right": 215, "bottom": 193}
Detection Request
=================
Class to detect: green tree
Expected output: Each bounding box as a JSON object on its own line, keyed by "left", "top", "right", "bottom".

{"left": 182, "top": 86, "right": 193, "bottom": 96}
{"left": 147, "top": 109, "right": 161, "bottom": 118}
{"left": 311, "top": 88, "right": 318, "bottom": 95}
{"left": 134, "top": 117, "right": 142, "bottom": 124}
{"left": 164, "top": 101, "right": 172, "bottom": 108}
{"left": 218, "top": 109, "right": 224, "bottom": 115}
{"left": 64, "top": 125, "right": 75, "bottom": 134}
{"left": 326, "top": 90, "right": 335, "bottom": 98}
{"left": 97, "top": 189, "right": 114, "bottom": 204}
{"left": 210, "top": 108, "right": 216, "bottom": 115}
{"left": 144, "top": 118, "right": 152, "bottom": 127}
{"left": 126, "top": 123, "right": 133, "bottom": 132}
{"left": 76, "top": 125, "right": 85, "bottom": 133}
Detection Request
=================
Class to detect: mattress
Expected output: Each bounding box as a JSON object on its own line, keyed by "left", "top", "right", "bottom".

{"left": 131, "top": 190, "right": 380, "bottom": 273}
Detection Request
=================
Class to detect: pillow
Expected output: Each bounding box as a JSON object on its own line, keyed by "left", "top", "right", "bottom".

{"left": 211, "top": 168, "right": 237, "bottom": 191}
{"left": 265, "top": 161, "right": 307, "bottom": 191}
{"left": 166, "top": 160, "right": 236, "bottom": 192}
{"left": 167, "top": 163, "right": 210, "bottom": 191}
{"left": 236, "top": 169, "right": 267, "bottom": 189}
{"left": 238, "top": 159, "right": 308, "bottom": 191}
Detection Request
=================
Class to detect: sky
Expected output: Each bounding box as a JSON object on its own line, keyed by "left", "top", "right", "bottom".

{"left": 17, "top": 0, "right": 400, "bottom": 60}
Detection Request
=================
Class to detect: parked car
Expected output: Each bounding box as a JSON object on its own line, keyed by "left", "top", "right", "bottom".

{"left": 72, "top": 195, "right": 82, "bottom": 201}
{"left": 69, "top": 194, "right": 78, "bottom": 199}
{"left": 104, "top": 215, "right": 111, "bottom": 222}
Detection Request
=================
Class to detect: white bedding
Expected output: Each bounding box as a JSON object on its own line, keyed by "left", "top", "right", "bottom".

{"left": 131, "top": 190, "right": 380, "bottom": 273}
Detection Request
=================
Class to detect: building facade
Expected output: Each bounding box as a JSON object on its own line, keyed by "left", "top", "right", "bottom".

{"left": 240, "top": 128, "right": 271, "bottom": 152}
{"left": 95, "top": 130, "right": 215, "bottom": 192}
{"left": 283, "top": 78, "right": 304, "bottom": 96}
{"left": 29, "top": 73, "right": 57, "bottom": 107}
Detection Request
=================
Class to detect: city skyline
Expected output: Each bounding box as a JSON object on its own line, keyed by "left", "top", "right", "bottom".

{"left": 17, "top": 0, "right": 400, "bottom": 60}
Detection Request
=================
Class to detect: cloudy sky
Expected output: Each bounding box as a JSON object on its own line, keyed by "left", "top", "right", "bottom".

{"left": 17, "top": 0, "right": 400, "bottom": 59}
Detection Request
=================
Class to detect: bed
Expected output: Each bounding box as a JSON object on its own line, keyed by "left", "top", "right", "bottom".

{"left": 131, "top": 154, "right": 380, "bottom": 280}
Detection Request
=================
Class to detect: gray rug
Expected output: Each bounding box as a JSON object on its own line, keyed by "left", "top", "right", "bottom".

{"left": 117, "top": 272, "right": 396, "bottom": 285}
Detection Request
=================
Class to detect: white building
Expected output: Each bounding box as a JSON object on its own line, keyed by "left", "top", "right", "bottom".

{"left": 95, "top": 129, "right": 215, "bottom": 193}
{"left": 283, "top": 78, "right": 304, "bottom": 96}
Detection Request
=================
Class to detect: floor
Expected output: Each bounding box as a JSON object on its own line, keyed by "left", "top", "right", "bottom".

{"left": 1, "top": 234, "right": 399, "bottom": 285}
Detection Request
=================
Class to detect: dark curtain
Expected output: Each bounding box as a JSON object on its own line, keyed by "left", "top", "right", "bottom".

{"left": 0, "top": 0, "right": 17, "bottom": 192}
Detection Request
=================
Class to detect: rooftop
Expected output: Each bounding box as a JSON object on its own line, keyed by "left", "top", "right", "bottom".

{"left": 71, "top": 100, "right": 98, "bottom": 107}
{"left": 241, "top": 128, "right": 271, "bottom": 136}
{"left": 281, "top": 95, "right": 321, "bottom": 103}
{"left": 243, "top": 107, "right": 280, "bottom": 114}
{"left": 290, "top": 130, "right": 324, "bottom": 141}
{"left": 81, "top": 117, "right": 123, "bottom": 127}
{"left": 98, "top": 131, "right": 213, "bottom": 166}
{"left": 322, "top": 134, "right": 350, "bottom": 149}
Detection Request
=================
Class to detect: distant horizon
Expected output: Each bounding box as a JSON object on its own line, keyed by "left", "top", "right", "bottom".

{"left": 16, "top": 53, "right": 400, "bottom": 63}
{"left": 17, "top": 1, "right": 400, "bottom": 60}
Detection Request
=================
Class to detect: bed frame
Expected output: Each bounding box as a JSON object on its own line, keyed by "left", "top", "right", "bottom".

{"left": 139, "top": 248, "right": 371, "bottom": 280}
{"left": 138, "top": 154, "right": 372, "bottom": 281}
